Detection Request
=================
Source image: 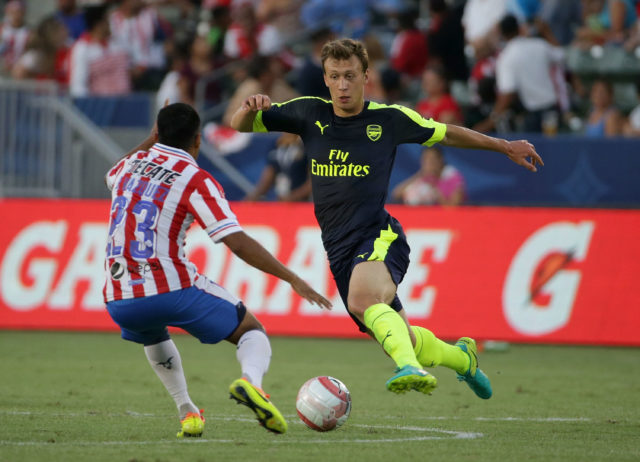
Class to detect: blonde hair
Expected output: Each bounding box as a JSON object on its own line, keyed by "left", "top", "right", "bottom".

{"left": 321, "top": 38, "right": 369, "bottom": 73}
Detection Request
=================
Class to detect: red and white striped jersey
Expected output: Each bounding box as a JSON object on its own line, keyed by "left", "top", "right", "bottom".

{"left": 109, "top": 7, "right": 166, "bottom": 69}
{"left": 103, "top": 143, "right": 242, "bottom": 302}
{"left": 0, "top": 23, "right": 30, "bottom": 70}
{"left": 69, "top": 33, "right": 131, "bottom": 97}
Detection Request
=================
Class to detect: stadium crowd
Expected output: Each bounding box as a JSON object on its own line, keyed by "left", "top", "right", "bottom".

{"left": 2, "top": 0, "right": 640, "bottom": 138}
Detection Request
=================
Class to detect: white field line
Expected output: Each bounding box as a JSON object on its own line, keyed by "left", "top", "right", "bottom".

{"left": 387, "top": 416, "right": 592, "bottom": 423}
{"left": 0, "top": 421, "right": 481, "bottom": 446}
{"left": 0, "top": 412, "right": 596, "bottom": 447}
{"left": 1, "top": 436, "right": 467, "bottom": 446}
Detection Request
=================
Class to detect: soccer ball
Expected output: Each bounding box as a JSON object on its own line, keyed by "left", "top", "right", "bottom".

{"left": 296, "top": 376, "right": 351, "bottom": 432}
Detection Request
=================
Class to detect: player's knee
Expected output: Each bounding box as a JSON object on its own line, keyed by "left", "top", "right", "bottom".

{"left": 226, "top": 306, "right": 265, "bottom": 344}
{"left": 240, "top": 310, "right": 265, "bottom": 333}
{"left": 347, "top": 292, "right": 382, "bottom": 317}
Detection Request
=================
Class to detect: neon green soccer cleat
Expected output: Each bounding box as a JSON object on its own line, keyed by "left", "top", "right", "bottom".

{"left": 229, "top": 378, "right": 288, "bottom": 434}
{"left": 385, "top": 365, "right": 438, "bottom": 395}
{"left": 176, "top": 410, "right": 205, "bottom": 438}
{"left": 455, "top": 337, "right": 492, "bottom": 399}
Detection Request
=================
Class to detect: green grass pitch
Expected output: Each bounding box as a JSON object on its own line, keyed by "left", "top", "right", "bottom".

{"left": 0, "top": 331, "right": 638, "bottom": 462}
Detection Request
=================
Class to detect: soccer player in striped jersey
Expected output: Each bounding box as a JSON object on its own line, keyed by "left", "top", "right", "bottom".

{"left": 104, "top": 103, "right": 331, "bottom": 438}
{"left": 230, "top": 38, "right": 543, "bottom": 400}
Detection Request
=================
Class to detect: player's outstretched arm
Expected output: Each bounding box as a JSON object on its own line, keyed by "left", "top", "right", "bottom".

{"left": 440, "top": 124, "right": 544, "bottom": 172}
{"left": 230, "top": 94, "right": 272, "bottom": 132}
{"left": 221, "top": 231, "right": 332, "bottom": 310}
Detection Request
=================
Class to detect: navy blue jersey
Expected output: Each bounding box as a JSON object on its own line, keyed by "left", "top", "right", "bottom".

{"left": 254, "top": 97, "right": 446, "bottom": 262}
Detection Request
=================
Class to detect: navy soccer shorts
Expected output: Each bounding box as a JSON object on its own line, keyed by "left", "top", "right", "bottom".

{"left": 329, "top": 216, "right": 410, "bottom": 332}
{"left": 106, "top": 279, "right": 245, "bottom": 345}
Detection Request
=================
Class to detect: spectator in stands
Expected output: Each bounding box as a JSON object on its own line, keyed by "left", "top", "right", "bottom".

{"left": 223, "top": 54, "right": 298, "bottom": 126}
{"left": 300, "top": 0, "right": 371, "bottom": 39}
{"left": 295, "top": 26, "right": 333, "bottom": 99}
{"left": 109, "top": 0, "right": 169, "bottom": 91}
{"left": 574, "top": 0, "right": 637, "bottom": 47}
{"left": 69, "top": 5, "right": 131, "bottom": 97}
{"left": 426, "top": 0, "right": 468, "bottom": 81}
{"left": 362, "top": 34, "right": 388, "bottom": 102}
{"left": 416, "top": 65, "right": 463, "bottom": 125}
{"left": 462, "top": 0, "right": 507, "bottom": 59}
{"left": 389, "top": 9, "right": 429, "bottom": 79}
{"left": 53, "top": 0, "right": 86, "bottom": 40}
{"left": 468, "top": 50, "right": 498, "bottom": 99}
{"left": 0, "top": 0, "right": 30, "bottom": 74}
{"left": 379, "top": 67, "right": 411, "bottom": 106}
{"left": 474, "top": 14, "right": 565, "bottom": 133}
{"left": 176, "top": 34, "right": 220, "bottom": 107}
{"left": 155, "top": 39, "right": 188, "bottom": 108}
{"left": 12, "top": 16, "right": 70, "bottom": 85}
{"left": 363, "top": 64, "right": 386, "bottom": 102}
{"left": 245, "top": 132, "right": 311, "bottom": 202}
{"left": 538, "top": 0, "right": 583, "bottom": 46}
{"left": 584, "top": 79, "right": 623, "bottom": 137}
{"left": 391, "top": 146, "right": 466, "bottom": 207}
{"left": 506, "top": 0, "right": 561, "bottom": 44}
{"left": 206, "top": 4, "right": 232, "bottom": 58}
{"left": 466, "top": 75, "right": 498, "bottom": 129}
{"left": 223, "top": 2, "right": 283, "bottom": 60}
{"left": 255, "top": 0, "right": 304, "bottom": 43}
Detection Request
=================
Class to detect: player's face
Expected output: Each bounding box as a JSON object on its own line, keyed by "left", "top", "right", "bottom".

{"left": 323, "top": 56, "right": 368, "bottom": 117}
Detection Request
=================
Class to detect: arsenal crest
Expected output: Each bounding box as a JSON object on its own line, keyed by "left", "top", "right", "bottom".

{"left": 366, "top": 124, "right": 382, "bottom": 141}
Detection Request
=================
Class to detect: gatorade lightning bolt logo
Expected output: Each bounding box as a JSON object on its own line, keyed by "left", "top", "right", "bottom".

{"left": 503, "top": 222, "right": 594, "bottom": 336}
{"left": 528, "top": 250, "right": 576, "bottom": 305}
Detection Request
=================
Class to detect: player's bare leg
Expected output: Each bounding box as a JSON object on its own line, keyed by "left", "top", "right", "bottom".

{"left": 348, "top": 261, "right": 437, "bottom": 394}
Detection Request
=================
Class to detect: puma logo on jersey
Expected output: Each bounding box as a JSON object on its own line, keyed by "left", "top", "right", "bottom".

{"left": 315, "top": 121, "right": 329, "bottom": 134}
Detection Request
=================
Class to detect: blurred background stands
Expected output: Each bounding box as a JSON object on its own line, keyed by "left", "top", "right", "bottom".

{"left": 0, "top": 0, "right": 639, "bottom": 207}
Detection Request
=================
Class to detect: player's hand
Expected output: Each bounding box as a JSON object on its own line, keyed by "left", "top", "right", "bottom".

{"left": 505, "top": 140, "right": 544, "bottom": 172}
{"left": 290, "top": 276, "right": 333, "bottom": 310}
{"left": 242, "top": 94, "right": 272, "bottom": 112}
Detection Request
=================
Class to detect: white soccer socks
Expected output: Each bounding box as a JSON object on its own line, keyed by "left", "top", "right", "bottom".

{"left": 144, "top": 339, "right": 199, "bottom": 418}
{"left": 235, "top": 329, "right": 272, "bottom": 389}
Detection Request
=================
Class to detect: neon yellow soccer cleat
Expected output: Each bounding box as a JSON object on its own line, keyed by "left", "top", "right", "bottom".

{"left": 229, "top": 378, "right": 288, "bottom": 434}
{"left": 385, "top": 365, "right": 438, "bottom": 395}
{"left": 455, "top": 337, "right": 492, "bottom": 399}
{"left": 176, "top": 410, "right": 205, "bottom": 438}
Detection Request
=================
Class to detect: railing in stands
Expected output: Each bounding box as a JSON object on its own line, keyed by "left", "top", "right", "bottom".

{"left": 0, "top": 79, "right": 122, "bottom": 198}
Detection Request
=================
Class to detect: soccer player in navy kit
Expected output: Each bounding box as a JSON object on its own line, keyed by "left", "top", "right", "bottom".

{"left": 231, "top": 39, "right": 543, "bottom": 399}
